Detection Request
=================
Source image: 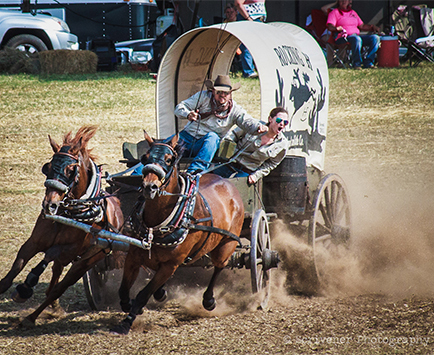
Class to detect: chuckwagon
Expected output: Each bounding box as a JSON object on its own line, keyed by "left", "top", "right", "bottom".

{"left": 77, "top": 21, "right": 351, "bottom": 311}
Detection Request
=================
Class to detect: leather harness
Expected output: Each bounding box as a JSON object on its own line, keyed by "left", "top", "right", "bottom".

{"left": 127, "top": 142, "right": 242, "bottom": 260}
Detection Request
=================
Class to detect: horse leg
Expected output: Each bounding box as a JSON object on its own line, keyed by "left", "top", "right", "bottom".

{"left": 20, "top": 249, "right": 107, "bottom": 327}
{"left": 118, "top": 248, "right": 142, "bottom": 313}
{"left": 202, "top": 240, "right": 238, "bottom": 311}
{"left": 11, "top": 245, "right": 64, "bottom": 303}
{"left": 45, "top": 260, "right": 64, "bottom": 311}
{"left": 0, "top": 216, "right": 55, "bottom": 294}
{"left": 202, "top": 267, "right": 223, "bottom": 311}
{"left": 0, "top": 240, "right": 42, "bottom": 294}
{"left": 153, "top": 284, "right": 167, "bottom": 302}
{"left": 111, "top": 263, "right": 177, "bottom": 335}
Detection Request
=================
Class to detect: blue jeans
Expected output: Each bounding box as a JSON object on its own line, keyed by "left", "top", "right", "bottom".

{"left": 336, "top": 34, "right": 380, "bottom": 68}
{"left": 237, "top": 15, "right": 263, "bottom": 77}
{"left": 239, "top": 43, "right": 256, "bottom": 77}
{"left": 179, "top": 130, "right": 221, "bottom": 173}
{"left": 213, "top": 164, "right": 249, "bottom": 178}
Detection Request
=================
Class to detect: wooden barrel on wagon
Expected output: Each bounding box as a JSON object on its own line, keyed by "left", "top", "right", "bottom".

{"left": 262, "top": 156, "right": 308, "bottom": 215}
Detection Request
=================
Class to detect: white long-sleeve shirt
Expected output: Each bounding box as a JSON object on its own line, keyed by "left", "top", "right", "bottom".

{"left": 174, "top": 91, "right": 261, "bottom": 138}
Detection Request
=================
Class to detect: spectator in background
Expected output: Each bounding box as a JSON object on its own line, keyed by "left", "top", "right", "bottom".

{"left": 225, "top": 3, "right": 242, "bottom": 72}
{"left": 224, "top": 3, "right": 238, "bottom": 23}
{"left": 327, "top": 0, "right": 380, "bottom": 69}
{"left": 321, "top": 0, "right": 338, "bottom": 15}
{"left": 234, "top": 0, "right": 267, "bottom": 78}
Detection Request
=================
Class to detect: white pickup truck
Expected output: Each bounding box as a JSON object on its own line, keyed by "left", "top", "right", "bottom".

{"left": 0, "top": 9, "right": 78, "bottom": 53}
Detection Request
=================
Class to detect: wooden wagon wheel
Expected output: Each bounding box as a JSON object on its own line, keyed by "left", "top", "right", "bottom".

{"left": 83, "top": 253, "right": 154, "bottom": 311}
{"left": 308, "top": 173, "right": 351, "bottom": 285}
{"left": 82, "top": 256, "right": 122, "bottom": 311}
{"left": 250, "top": 209, "right": 272, "bottom": 310}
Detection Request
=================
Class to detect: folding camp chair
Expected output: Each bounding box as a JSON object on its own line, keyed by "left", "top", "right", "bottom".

{"left": 306, "top": 9, "right": 352, "bottom": 68}
{"left": 393, "top": 5, "right": 434, "bottom": 67}
{"left": 326, "top": 34, "right": 352, "bottom": 68}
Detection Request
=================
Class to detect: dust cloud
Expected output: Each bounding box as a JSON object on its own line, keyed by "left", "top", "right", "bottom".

{"left": 97, "top": 165, "right": 434, "bottom": 318}
{"left": 270, "top": 163, "right": 434, "bottom": 301}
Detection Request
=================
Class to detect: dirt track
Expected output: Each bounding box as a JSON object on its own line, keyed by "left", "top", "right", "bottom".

{"left": 1, "top": 136, "right": 434, "bottom": 355}
{"left": 1, "top": 77, "right": 434, "bottom": 354}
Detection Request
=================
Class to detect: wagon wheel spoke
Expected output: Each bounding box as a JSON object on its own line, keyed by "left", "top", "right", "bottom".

{"left": 331, "top": 181, "right": 341, "bottom": 217}
{"left": 319, "top": 201, "right": 332, "bottom": 230}
{"left": 314, "top": 230, "right": 332, "bottom": 243}
{"left": 323, "top": 186, "right": 332, "bottom": 223}
{"left": 334, "top": 195, "right": 348, "bottom": 224}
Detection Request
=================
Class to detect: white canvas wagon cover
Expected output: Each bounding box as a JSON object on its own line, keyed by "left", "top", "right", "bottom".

{"left": 156, "top": 21, "right": 328, "bottom": 170}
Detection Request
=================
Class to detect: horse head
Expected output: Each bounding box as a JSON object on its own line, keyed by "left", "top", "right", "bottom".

{"left": 140, "top": 131, "right": 180, "bottom": 200}
{"left": 42, "top": 126, "right": 98, "bottom": 215}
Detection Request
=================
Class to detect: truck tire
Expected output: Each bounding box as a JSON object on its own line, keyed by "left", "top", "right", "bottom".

{"left": 6, "top": 34, "right": 48, "bottom": 53}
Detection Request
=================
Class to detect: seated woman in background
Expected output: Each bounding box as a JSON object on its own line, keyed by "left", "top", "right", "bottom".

{"left": 327, "top": 0, "right": 380, "bottom": 69}
{"left": 214, "top": 107, "right": 289, "bottom": 185}
{"left": 224, "top": 3, "right": 238, "bottom": 23}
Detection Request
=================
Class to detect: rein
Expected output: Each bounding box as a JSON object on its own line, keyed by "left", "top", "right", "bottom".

{"left": 188, "top": 21, "right": 232, "bottom": 157}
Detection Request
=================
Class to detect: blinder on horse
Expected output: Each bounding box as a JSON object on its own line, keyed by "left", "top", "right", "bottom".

{"left": 42, "top": 145, "right": 104, "bottom": 222}
{"left": 42, "top": 146, "right": 80, "bottom": 194}
{"left": 141, "top": 142, "right": 178, "bottom": 187}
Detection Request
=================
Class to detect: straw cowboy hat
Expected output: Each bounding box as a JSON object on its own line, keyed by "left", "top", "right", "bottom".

{"left": 205, "top": 75, "right": 241, "bottom": 92}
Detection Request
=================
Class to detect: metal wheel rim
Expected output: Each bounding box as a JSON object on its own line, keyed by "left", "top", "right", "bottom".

{"left": 16, "top": 44, "right": 38, "bottom": 54}
{"left": 250, "top": 209, "right": 271, "bottom": 309}
{"left": 308, "top": 173, "right": 351, "bottom": 285}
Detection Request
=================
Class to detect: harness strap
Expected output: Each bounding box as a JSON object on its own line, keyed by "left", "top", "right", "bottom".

{"left": 188, "top": 224, "right": 241, "bottom": 245}
{"left": 149, "top": 176, "right": 187, "bottom": 230}
{"left": 183, "top": 189, "right": 212, "bottom": 264}
{"left": 183, "top": 188, "right": 241, "bottom": 264}
{"left": 80, "top": 161, "right": 101, "bottom": 199}
{"left": 190, "top": 216, "right": 212, "bottom": 223}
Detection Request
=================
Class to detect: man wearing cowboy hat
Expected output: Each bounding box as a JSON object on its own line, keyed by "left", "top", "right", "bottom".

{"left": 173, "top": 74, "right": 267, "bottom": 174}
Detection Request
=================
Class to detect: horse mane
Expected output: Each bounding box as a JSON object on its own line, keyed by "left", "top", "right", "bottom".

{"left": 63, "top": 125, "right": 98, "bottom": 163}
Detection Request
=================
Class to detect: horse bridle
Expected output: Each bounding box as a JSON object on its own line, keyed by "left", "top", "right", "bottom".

{"left": 42, "top": 146, "right": 80, "bottom": 196}
{"left": 141, "top": 142, "right": 178, "bottom": 190}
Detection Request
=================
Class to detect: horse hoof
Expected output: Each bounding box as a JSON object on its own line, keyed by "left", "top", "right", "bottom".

{"left": 154, "top": 289, "right": 167, "bottom": 303}
{"left": 11, "top": 284, "right": 33, "bottom": 303}
{"left": 120, "top": 300, "right": 131, "bottom": 313}
{"left": 18, "top": 318, "right": 35, "bottom": 329}
{"left": 202, "top": 297, "right": 216, "bottom": 311}
{"left": 110, "top": 320, "right": 131, "bottom": 335}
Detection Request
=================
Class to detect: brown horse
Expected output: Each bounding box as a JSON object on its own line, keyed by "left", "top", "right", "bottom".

{"left": 111, "top": 132, "right": 244, "bottom": 335}
{"left": 0, "top": 126, "right": 123, "bottom": 327}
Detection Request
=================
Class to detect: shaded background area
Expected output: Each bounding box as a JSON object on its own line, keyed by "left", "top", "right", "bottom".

{"left": 2, "top": 1, "right": 434, "bottom": 47}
